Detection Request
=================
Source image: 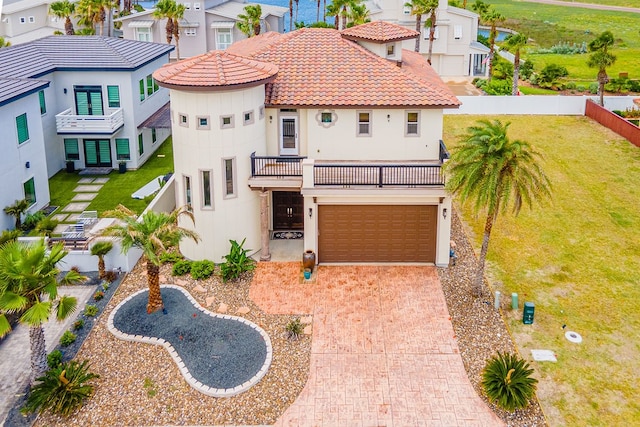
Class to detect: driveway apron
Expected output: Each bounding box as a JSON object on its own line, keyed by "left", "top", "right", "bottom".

{"left": 250, "top": 264, "right": 503, "bottom": 426}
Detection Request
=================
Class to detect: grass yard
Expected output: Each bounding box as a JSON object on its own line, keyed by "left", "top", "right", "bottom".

{"left": 49, "top": 137, "right": 174, "bottom": 216}
{"left": 444, "top": 115, "right": 640, "bottom": 426}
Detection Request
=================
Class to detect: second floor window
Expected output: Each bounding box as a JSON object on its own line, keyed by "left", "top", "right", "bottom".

{"left": 107, "top": 86, "right": 120, "bottom": 108}
{"left": 38, "top": 90, "right": 46, "bottom": 115}
{"left": 357, "top": 111, "right": 371, "bottom": 136}
{"left": 136, "top": 27, "right": 151, "bottom": 42}
{"left": 16, "top": 113, "right": 29, "bottom": 144}
{"left": 216, "top": 28, "right": 232, "bottom": 49}
{"left": 406, "top": 111, "right": 419, "bottom": 136}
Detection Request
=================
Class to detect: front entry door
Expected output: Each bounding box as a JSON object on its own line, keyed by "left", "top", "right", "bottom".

{"left": 74, "top": 86, "right": 104, "bottom": 115}
{"left": 279, "top": 116, "right": 298, "bottom": 155}
{"left": 84, "top": 139, "right": 112, "bottom": 167}
{"left": 273, "top": 191, "right": 304, "bottom": 230}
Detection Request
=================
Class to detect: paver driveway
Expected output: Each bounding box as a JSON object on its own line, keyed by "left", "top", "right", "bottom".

{"left": 250, "top": 263, "right": 503, "bottom": 426}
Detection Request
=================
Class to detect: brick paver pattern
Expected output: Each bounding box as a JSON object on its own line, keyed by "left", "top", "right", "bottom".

{"left": 250, "top": 263, "right": 504, "bottom": 427}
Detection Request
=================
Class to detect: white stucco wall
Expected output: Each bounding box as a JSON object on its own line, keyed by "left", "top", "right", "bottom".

{"left": 170, "top": 85, "right": 267, "bottom": 261}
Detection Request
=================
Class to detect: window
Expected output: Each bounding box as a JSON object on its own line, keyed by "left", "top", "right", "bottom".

{"left": 20, "top": 17, "right": 26, "bottom": 24}
{"left": 146, "top": 75, "right": 154, "bottom": 96}
{"left": 152, "top": 128, "right": 157, "bottom": 143}
{"left": 184, "top": 2, "right": 191, "bottom": 9}
{"left": 179, "top": 113, "right": 189, "bottom": 127}
{"left": 16, "top": 113, "right": 29, "bottom": 144}
{"left": 386, "top": 44, "right": 395, "bottom": 56}
{"left": 216, "top": 28, "right": 232, "bottom": 49}
{"left": 321, "top": 112, "right": 332, "bottom": 123}
{"left": 135, "top": 27, "right": 151, "bottom": 42}
{"left": 201, "top": 170, "right": 212, "bottom": 208}
{"left": 139, "top": 79, "right": 145, "bottom": 101}
{"left": 403, "top": 6, "right": 411, "bottom": 14}
{"left": 196, "top": 116, "right": 210, "bottom": 130}
{"left": 243, "top": 110, "right": 254, "bottom": 125}
{"left": 185, "top": 28, "right": 196, "bottom": 37}
{"left": 194, "top": 2, "right": 201, "bottom": 10}
{"left": 454, "top": 25, "right": 463, "bottom": 40}
{"left": 64, "top": 138, "right": 80, "bottom": 160}
{"left": 357, "top": 111, "right": 371, "bottom": 136}
{"left": 23, "top": 178, "right": 36, "bottom": 206}
{"left": 406, "top": 111, "right": 420, "bottom": 136}
{"left": 220, "top": 115, "right": 234, "bottom": 129}
{"left": 116, "top": 138, "right": 130, "bottom": 160}
{"left": 184, "top": 175, "right": 192, "bottom": 210}
{"left": 28, "top": 16, "right": 35, "bottom": 23}
{"left": 424, "top": 26, "right": 439, "bottom": 40}
{"left": 138, "top": 133, "right": 144, "bottom": 156}
{"left": 38, "top": 90, "right": 46, "bottom": 115}
{"left": 223, "top": 158, "right": 236, "bottom": 198}
{"left": 107, "top": 86, "right": 120, "bottom": 108}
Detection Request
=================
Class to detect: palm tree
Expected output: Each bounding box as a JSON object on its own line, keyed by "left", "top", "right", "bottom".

{"left": 101, "top": 205, "right": 199, "bottom": 313}
{"left": 348, "top": 3, "right": 369, "bottom": 27}
{"left": 326, "top": 2, "right": 340, "bottom": 29}
{"left": 237, "top": 4, "right": 262, "bottom": 38}
{"left": 49, "top": 0, "right": 76, "bottom": 35}
{"left": 503, "top": 33, "right": 527, "bottom": 96}
{"left": 404, "top": 0, "right": 432, "bottom": 54}
{"left": 587, "top": 30, "right": 616, "bottom": 107}
{"left": 90, "top": 240, "right": 113, "bottom": 279}
{"left": 424, "top": 0, "right": 439, "bottom": 63}
{"left": 445, "top": 120, "right": 552, "bottom": 296}
{"left": 316, "top": 0, "right": 321, "bottom": 22}
{"left": 171, "top": 2, "right": 186, "bottom": 60}
{"left": 153, "top": 0, "right": 176, "bottom": 45}
{"left": 470, "top": 0, "right": 488, "bottom": 16}
{"left": 4, "top": 199, "right": 30, "bottom": 230}
{"left": 481, "top": 8, "right": 505, "bottom": 83}
{"left": 0, "top": 240, "right": 86, "bottom": 385}
{"left": 288, "top": 0, "right": 293, "bottom": 31}
{"left": 76, "top": 0, "right": 105, "bottom": 35}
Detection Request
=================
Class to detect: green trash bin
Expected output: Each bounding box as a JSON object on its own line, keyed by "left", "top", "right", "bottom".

{"left": 523, "top": 302, "right": 535, "bottom": 324}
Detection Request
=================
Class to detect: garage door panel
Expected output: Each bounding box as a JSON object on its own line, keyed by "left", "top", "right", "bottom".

{"left": 318, "top": 205, "right": 437, "bottom": 263}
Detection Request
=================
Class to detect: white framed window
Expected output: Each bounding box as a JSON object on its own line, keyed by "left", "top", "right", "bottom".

{"left": 185, "top": 28, "right": 196, "bottom": 36}
{"left": 184, "top": 175, "right": 192, "bottom": 210}
{"left": 403, "top": 6, "right": 411, "bottom": 14}
{"left": 200, "top": 169, "right": 213, "bottom": 209}
{"left": 424, "top": 26, "right": 439, "bottom": 40}
{"left": 194, "top": 2, "right": 201, "bottom": 10}
{"left": 258, "top": 105, "right": 265, "bottom": 119}
{"left": 136, "top": 27, "right": 152, "bottom": 42}
{"left": 386, "top": 44, "right": 395, "bottom": 56}
{"left": 222, "top": 158, "right": 236, "bottom": 198}
{"left": 28, "top": 16, "right": 35, "bottom": 23}
{"left": 216, "top": 28, "right": 232, "bottom": 49}
{"left": 20, "top": 17, "right": 26, "bottom": 24}
{"left": 243, "top": 110, "right": 254, "bottom": 126}
{"left": 152, "top": 128, "right": 157, "bottom": 144}
{"left": 357, "top": 111, "right": 371, "bottom": 136}
{"left": 197, "top": 116, "right": 210, "bottom": 129}
{"left": 179, "top": 113, "right": 189, "bottom": 127}
{"left": 454, "top": 25, "right": 463, "bottom": 40}
{"left": 220, "top": 115, "right": 234, "bottom": 129}
{"left": 406, "top": 111, "right": 420, "bottom": 136}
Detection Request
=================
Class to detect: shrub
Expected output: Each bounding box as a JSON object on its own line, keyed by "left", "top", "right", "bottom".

{"left": 576, "top": 84, "right": 587, "bottom": 92}
{"left": 102, "top": 282, "right": 110, "bottom": 291}
{"left": 474, "top": 78, "right": 487, "bottom": 89}
{"left": 59, "top": 331, "right": 77, "bottom": 347}
{"left": 22, "top": 211, "right": 46, "bottom": 230}
{"left": 190, "top": 260, "right": 215, "bottom": 280}
{"left": 286, "top": 318, "right": 304, "bottom": 340}
{"left": 23, "top": 360, "right": 99, "bottom": 416}
{"left": 482, "top": 352, "right": 538, "bottom": 411}
{"left": 566, "top": 81, "right": 577, "bottom": 90}
{"left": 93, "top": 291, "right": 104, "bottom": 301}
{"left": 520, "top": 60, "right": 534, "bottom": 80}
{"left": 0, "top": 229, "right": 21, "bottom": 245}
{"left": 103, "top": 270, "right": 117, "bottom": 283}
{"left": 160, "top": 252, "right": 183, "bottom": 264}
{"left": 35, "top": 217, "right": 58, "bottom": 236}
{"left": 47, "top": 350, "right": 63, "bottom": 369}
{"left": 172, "top": 260, "right": 192, "bottom": 276}
{"left": 539, "top": 63, "right": 569, "bottom": 84}
{"left": 535, "top": 41, "right": 587, "bottom": 55}
{"left": 220, "top": 238, "right": 256, "bottom": 283}
{"left": 73, "top": 319, "right": 84, "bottom": 331}
{"left": 589, "top": 82, "right": 599, "bottom": 94}
{"left": 84, "top": 304, "right": 98, "bottom": 317}
{"left": 491, "top": 57, "right": 513, "bottom": 81}
{"left": 483, "top": 79, "right": 512, "bottom": 96}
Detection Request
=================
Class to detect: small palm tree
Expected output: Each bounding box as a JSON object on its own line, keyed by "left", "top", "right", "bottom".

{"left": 4, "top": 199, "right": 30, "bottom": 230}
{"left": 90, "top": 240, "right": 113, "bottom": 279}
{"left": 503, "top": 33, "right": 528, "bottom": 96}
{"left": 101, "top": 205, "right": 199, "bottom": 313}
{"left": 237, "top": 4, "right": 262, "bottom": 38}
{"left": 482, "top": 352, "right": 538, "bottom": 411}
{"left": 49, "top": 0, "right": 76, "bottom": 35}
{"left": 0, "top": 240, "right": 86, "bottom": 384}
{"left": 587, "top": 30, "right": 616, "bottom": 107}
{"left": 445, "top": 120, "right": 552, "bottom": 296}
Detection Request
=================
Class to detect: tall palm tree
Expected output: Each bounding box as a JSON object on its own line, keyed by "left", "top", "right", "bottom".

{"left": 348, "top": 3, "right": 369, "bottom": 27}
{"left": 424, "top": 0, "right": 439, "bottom": 63}
{"left": 90, "top": 240, "right": 113, "bottom": 279}
{"left": 0, "top": 241, "right": 86, "bottom": 385}
{"left": 445, "top": 120, "right": 552, "bottom": 296}
{"left": 171, "top": 2, "right": 186, "bottom": 60}
{"left": 503, "top": 33, "right": 527, "bottom": 96}
{"left": 237, "top": 4, "right": 262, "bottom": 38}
{"left": 288, "top": 0, "right": 293, "bottom": 31}
{"left": 101, "top": 205, "right": 199, "bottom": 313}
{"left": 405, "top": 0, "right": 435, "bottom": 55}
{"left": 76, "top": 0, "right": 106, "bottom": 35}
{"left": 326, "top": 1, "right": 340, "bottom": 29}
{"left": 587, "top": 31, "right": 616, "bottom": 107}
{"left": 49, "top": 0, "right": 76, "bottom": 35}
{"left": 316, "top": 0, "right": 321, "bottom": 22}
{"left": 3, "top": 199, "right": 30, "bottom": 230}
{"left": 153, "top": 0, "right": 177, "bottom": 45}
{"left": 481, "top": 8, "right": 505, "bottom": 83}
{"left": 470, "top": 0, "right": 488, "bottom": 16}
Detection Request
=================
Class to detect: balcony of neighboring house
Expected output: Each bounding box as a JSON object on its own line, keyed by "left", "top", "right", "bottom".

{"left": 55, "top": 108, "right": 125, "bottom": 135}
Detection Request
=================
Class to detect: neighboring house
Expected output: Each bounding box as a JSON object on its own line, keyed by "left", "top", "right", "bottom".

{"left": 0, "top": 77, "right": 51, "bottom": 231}
{"left": 117, "top": 0, "right": 288, "bottom": 60}
{"left": 154, "top": 21, "right": 460, "bottom": 266}
{"left": 0, "top": 0, "right": 81, "bottom": 45}
{"left": 366, "top": 0, "right": 489, "bottom": 76}
{"left": 0, "top": 36, "right": 173, "bottom": 221}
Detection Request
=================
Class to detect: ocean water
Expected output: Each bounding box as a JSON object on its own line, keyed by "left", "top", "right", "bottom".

{"left": 258, "top": 0, "right": 328, "bottom": 30}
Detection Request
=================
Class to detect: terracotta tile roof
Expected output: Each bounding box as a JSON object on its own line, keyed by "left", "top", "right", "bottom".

{"left": 340, "top": 21, "right": 420, "bottom": 43}
{"left": 227, "top": 27, "right": 460, "bottom": 108}
{"left": 153, "top": 51, "right": 278, "bottom": 89}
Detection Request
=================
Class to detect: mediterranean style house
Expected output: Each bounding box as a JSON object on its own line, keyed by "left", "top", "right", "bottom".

{"left": 117, "top": 0, "right": 288, "bottom": 60}
{"left": 0, "top": 36, "right": 173, "bottom": 230}
{"left": 154, "top": 21, "right": 460, "bottom": 266}
{"left": 367, "top": 0, "right": 490, "bottom": 77}
{"left": 0, "top": 0, "right": 79, "bottom": 45}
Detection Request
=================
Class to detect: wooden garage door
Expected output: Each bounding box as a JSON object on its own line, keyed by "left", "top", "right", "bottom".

{"left": 318, "top": 205, "right": 438, "bottom": 263}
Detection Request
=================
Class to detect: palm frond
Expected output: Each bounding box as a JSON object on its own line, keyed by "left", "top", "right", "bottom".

{"left": 21, "top": 301, "right": 53, "bottom": 326}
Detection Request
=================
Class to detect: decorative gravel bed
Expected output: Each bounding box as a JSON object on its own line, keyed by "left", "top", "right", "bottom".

{"left": 111, "top": 286, "right": 269, "bottom": 391}
{"left": 438, "top": 208, "right": 547, "bottom": 426}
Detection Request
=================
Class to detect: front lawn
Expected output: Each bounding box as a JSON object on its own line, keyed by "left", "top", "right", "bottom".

{"left": 444, "top": 115, "right": 640, "bottom": 426}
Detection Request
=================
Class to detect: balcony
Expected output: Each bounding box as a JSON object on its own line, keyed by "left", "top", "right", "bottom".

{"left": 55, "top": 108, "right": 125, "bottom": 135}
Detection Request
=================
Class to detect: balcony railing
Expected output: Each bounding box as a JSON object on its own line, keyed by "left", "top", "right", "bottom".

{"left": 250, "top": 152, "right": 305, "bottom": 177}
{"left": 314, "top": 163, "right": 444, "bottom": 187}
{"left": 55, "top": 108, "right": 125, "bottom": 134}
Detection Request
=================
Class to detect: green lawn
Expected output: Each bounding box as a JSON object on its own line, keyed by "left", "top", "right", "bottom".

{"left": 444, "top": 115, "right": 640, "bottom": 426}
{"left": 49, "top": 137, "right": 174, "bottom": 217}
{"left": 518, "top": 85, "right": 558, "bottom": 95}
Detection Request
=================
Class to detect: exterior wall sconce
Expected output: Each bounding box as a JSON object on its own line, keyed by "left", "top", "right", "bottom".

{"left": 308, "top": 208, "right": 313, "bottom": 218}
{"left": 25, "top": 161, "right": 30, "bottom": 168}
{"left": 63, "top": 88, "right": 67, "bottom": 94}
{"left": 269, "top": 115, "right": 273, "bottom": 123}
{"left": 387, "top": 114, "right": 391, "bottom": 122}
{"left": 443, "top": 208, "right": 447, "bottom": 219}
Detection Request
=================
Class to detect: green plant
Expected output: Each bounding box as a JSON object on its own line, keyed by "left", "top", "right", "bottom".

{"left": 483, "top": 79, "right": 512, "bottom": 95}
{"left": 47, "top": 350, "right": 63, "bottom": 369}
{"left": 143, "top": 377, "right": 157, "bottom": 397}
{"left": 59, "top": 331, "right": 76, "bottom": 347}
{"left": 22, "top": 211, "right": 46, "bottom": 231}
{"left": 482, "top": 352, "right": 538, "bottom": 411}
{"left": 538, "top": 63, "right": 569, "bottom": 83}
{"left": 90, "top": 241, "right": 113, "bottom": 279}
{"left": 285, "top": 318, "right": 304, "bottom": 340}
{"left": 0, "top": 229, "right": 21, "bottom": 245}
{"left": 22, "top": 360, "right": 99, "bottom": 416}
{"left": 102, "top": 282, "right": 110, "bottom": 291}
{"left": 72, "top": 319, "right": 84, "bottom": 331}
{"left": 520, "top": 60, "right": 534, "bottom": 80}
{"left": 190, "top": 260, "right": 215, "bottom": 280}
{"left": 34, "top": 217, "right": 58, "bottom": 236}
{"left": 220, "top": 238, "right": 256, "bottom": 283}
{"left": 3, "top": 199, "right": 30, "bottom": 229}
{"left": 566, "top": 81, "right": 577, "bottom": 90}
{"left": 160, "top": 252, "right": 183, "bottom": 264}
{"left": 93, "top": 290, "right": 104, "bottom": 301}
{"left": 172, "top": 260, "right": 192, "bottom": 276}
{"left": 84, "top": 304, "right": 98, "bottom": 317}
